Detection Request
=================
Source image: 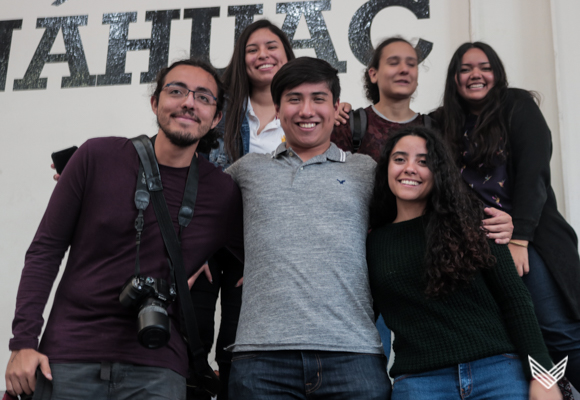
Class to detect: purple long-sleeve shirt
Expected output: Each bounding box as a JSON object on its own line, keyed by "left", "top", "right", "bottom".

{"left": 10, "top": 137, "right": 243, "bottom": 376}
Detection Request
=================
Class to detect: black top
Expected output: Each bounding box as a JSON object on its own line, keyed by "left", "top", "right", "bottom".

{"left": 367, "top": 216, "right": 552, "bottom": 379}
{"left": 501, "top": 89, "right": 580, "bottom": 318}
{"left": 431, "top": 88, "right": 580, "bottom": 319}
{"left": 460, "top": 114, "right": 512, "bottom": 212}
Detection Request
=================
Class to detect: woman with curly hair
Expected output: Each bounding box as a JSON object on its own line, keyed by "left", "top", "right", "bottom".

{"left": 432, "top": 42, "right": 580, "bottom": 387}
{"left": 366, "top": 126, "right": 561, "bottom": 399}
{"left": 332, "top": 36, "right": 513, "bottom": 367}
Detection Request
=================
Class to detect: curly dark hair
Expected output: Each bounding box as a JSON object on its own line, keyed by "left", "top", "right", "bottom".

{"left": 433, "top": 42, "right": 509, "bottom": 168}
{"left": 151, "top": 58, "right": 225, "bottom": 153}
{"left": 369, "top": 126, "right": 495, "bottom": 297}
{"left": 364, "top": 37, "right": 421, "bottom": 104}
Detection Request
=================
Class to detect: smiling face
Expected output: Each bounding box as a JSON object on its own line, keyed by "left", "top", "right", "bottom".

{"left": 456, "top": 48, "right": 495, "bottom": 113}
{"left": 368, "top": 41, "right": 418, "bottom": 102}
{"left": 276, "top": 81, "right": 338, "bottom": 158}
{"left": 245, "top": 28, "right": 289, "bottom": 89}
{"left": 388, "top": 135, "right": 433, "bottom": 215}
{"left": 151, "top": 65, "right": 221, "bottom": 148}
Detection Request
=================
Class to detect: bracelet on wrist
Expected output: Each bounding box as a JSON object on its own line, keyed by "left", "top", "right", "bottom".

{"left": 509, "top": 240, "right": 528, "bottom": 248}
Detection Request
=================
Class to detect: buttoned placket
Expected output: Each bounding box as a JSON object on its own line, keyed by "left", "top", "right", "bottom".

{"left": 276, "top": 143, "right": 347, "bottom": 185}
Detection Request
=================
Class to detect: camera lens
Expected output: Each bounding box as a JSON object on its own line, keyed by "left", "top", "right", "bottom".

{"left": 137, "top": 298, "right": 171, "bottom": 349}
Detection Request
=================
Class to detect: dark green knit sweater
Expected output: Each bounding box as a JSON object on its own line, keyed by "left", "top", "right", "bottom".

{"left": 366, "top": 216, "right": 552, "bottom": 380}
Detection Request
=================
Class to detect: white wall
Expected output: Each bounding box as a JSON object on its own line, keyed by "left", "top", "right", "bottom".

{"left": 0, "top": 0, "right": 577, "bottom": 388}
{"left": 550, "top": 0, "right": 580, "bottom": 229}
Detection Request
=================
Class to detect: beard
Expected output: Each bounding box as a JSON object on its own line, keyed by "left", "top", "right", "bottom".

{"left": 156, "top": 111, "right": 212, "bottom": 149}
{"left": 161, "top": 127, "right": 200, "bottom": 148}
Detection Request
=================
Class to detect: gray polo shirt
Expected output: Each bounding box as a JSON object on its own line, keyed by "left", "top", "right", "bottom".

{"left": 227, "top": 142, "right": 383, "bottom": 354}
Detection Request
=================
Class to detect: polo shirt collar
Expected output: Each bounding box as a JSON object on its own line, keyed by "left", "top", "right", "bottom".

{"left": 272, "top": 142, "right": 347, "bottom": 163}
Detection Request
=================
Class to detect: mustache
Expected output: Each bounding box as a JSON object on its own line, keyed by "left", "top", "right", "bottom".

{"left": 171, "top": 110, "right": 200, "bottom": 122}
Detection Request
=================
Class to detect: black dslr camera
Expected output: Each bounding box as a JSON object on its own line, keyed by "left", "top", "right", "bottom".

{"left": 119, "top": 275, "right": 177, "bottom": 349}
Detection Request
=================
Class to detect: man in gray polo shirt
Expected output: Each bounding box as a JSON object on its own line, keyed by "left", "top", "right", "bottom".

{"left": 226, "top": 57, "right": 389, "bottom": 399}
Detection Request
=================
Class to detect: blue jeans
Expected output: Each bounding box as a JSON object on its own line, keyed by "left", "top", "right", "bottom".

{"left": 392, "top": 354, "right": 528, "bottom": 400}
{"left": 32, "top": 362, "right": 185, "bottom": 400}
{"left": 229, "top": 350, "right": 391, "bottom": 399}
{"left": 522, "top": 244, "right": 580, "bottom": 388}
{"left": 376, "top": 314, "right": 391, "bottom": 362}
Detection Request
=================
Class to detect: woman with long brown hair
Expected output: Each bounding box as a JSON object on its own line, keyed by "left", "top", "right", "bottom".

{"left": 433, "top": 41, "right": 580, "bottom": 387}
{"left": 208, "top": 19, "right": 295, "bottom": 167}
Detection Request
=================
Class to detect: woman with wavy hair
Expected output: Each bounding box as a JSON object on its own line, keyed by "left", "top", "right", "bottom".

{"left": 432, "top": 42, "right": 580, "bottom": 386}
{"left": 367, "top": 126, "right": 560, "bottom": 399}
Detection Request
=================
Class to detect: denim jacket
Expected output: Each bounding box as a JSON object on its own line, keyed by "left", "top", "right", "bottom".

{"left": 208, "top": 105, "right": 250, "bottom": 171}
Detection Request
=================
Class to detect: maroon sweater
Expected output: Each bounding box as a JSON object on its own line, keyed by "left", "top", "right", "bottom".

{"left": 10, "top": 137, "right": 243, "bottom": 376}
{"left": 331, "top": 106, "right": 426, "bottom": 162}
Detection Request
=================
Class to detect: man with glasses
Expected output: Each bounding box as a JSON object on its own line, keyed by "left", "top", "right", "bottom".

{"left": 5, "top": 59, "right": 243, "bottom": 400}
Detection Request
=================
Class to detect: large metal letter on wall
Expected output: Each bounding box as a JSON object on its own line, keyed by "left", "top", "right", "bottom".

{"left": 348, "top": 0, "right": 432, "bottom": 65}
{"left": 13, "top": 16, "right": 95, "bottom": 90}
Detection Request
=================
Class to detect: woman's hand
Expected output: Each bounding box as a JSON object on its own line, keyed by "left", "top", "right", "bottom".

{"left": 508, "top": 239, "right": 529, "bottom": 276}
{"left": 186, "top": 263, "right": 243, "bottom": 289}
{"left": 335, "top": 102, "right": 352, "bottom": 126}
{"left": 529, "top": 379, "right": 562, "bottom": 400}
{"left": 50, "top": 163, "right": 60, "bottom": 181}
{"left": 482, "top": 207, "right": 513, "bottom": 244}
{"left": 188, "top": 263, "right": 213, "bottom": 289}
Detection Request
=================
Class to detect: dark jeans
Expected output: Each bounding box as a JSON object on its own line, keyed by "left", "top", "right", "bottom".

{"left": 522, "top": 244, "right": 580, "bottom": 388}
{"left": 229, "top": 350, "right": 391, "bottom": 400}
{"left": 32, "top": 363, "right": 184, "bottom": 400}
{"left": 191, "top": 248, "right": 243, "bottom": 400}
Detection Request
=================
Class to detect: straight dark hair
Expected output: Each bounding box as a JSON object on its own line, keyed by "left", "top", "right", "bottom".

{"left": 270, "top": 57, "right": 340, "bottom": 106}
{"left": 370, "top": 126, "right": 495, "bottom": 297}
{"left": 364, "top": 37, "right": 420, "bottom": 104}
{"left": 222, "top": 19, "right": 295, "bottom": 161}
{"left": 436, "top": 42, "right": 509, "bottom": 168}
{"left": 152, "top": 58, "right": 225, "bottom": 153}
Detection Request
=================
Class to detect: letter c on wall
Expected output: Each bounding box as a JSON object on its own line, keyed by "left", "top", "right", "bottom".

{"left": 348, "top": 0, "right": 433, "bottom": 66}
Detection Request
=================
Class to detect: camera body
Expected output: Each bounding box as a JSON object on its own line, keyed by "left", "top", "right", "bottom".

{"left": 119, "top": 275, "right": 177, "bottom": 349}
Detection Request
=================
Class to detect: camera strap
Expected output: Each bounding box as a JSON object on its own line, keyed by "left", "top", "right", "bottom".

{"left": 131, "top": 135, "right": 220, "bottom": 396}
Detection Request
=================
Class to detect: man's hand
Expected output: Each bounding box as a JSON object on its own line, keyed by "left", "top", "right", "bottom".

{"left": 482, "top": 207, "right": 513, "bottom": 244}
{"left": 508, "top": 240, "right": 529, "bottom": 276}
{"left": 188, "top": 263, "right": 213, "bottom": 289}
{"left": 334, "top": 102, "right": 352, "bottom": 126}
{"left": 529, "top": 379, "right": 562, "bottom": 400}
{"left": 50, "top": 163, "right": 60, "bottom": 182}
{"left": 5, "top": 349, "right": 52, "bottom": 396}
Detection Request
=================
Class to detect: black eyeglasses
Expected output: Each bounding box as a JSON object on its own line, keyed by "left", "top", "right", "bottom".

{"left": 162, "top": 84, "right": 217, "bottom": 106}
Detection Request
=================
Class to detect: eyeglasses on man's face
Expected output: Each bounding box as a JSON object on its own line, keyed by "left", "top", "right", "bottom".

{"left": 162, "top": 84, "right": 218, "bottom": 106}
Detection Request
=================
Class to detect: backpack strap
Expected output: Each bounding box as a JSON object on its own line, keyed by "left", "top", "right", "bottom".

{"left": 349, "top": 107, "right": 368, "bottom": 153}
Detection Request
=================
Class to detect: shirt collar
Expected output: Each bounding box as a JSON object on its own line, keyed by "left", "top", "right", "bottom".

{"left": 272, "top": 142, "right": 347, "bottom": 163}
